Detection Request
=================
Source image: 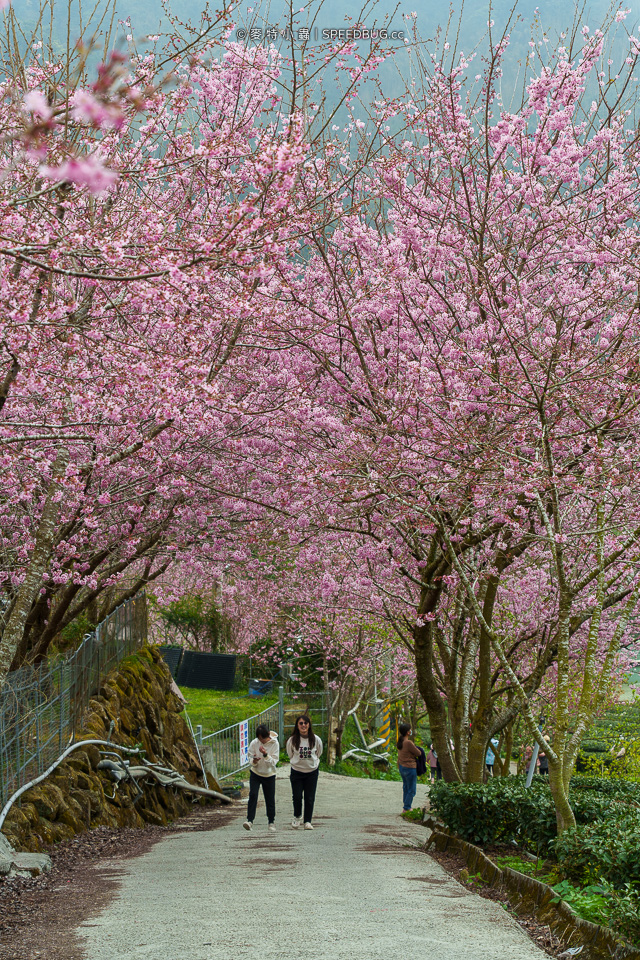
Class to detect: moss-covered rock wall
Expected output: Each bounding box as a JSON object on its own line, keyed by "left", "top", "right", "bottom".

{"left": 3, "top": 646, "right": 212, "bottom": 852}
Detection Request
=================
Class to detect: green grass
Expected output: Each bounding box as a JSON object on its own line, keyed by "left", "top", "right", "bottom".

{"left": 179, "top": 686, "right": 279, "bottom": 733}
{"left": 494, "top": 854, "right": 558, "bottom": 885}
{"left": 319, "top": 755, "right": 403, "bottom": 781}
{"left": 402, "top": 807, "right": 425, "bottom": 822}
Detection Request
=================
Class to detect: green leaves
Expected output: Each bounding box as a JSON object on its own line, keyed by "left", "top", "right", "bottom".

{"left": 554, "top": 813, "right": 640, "bottom": 889}
{"left": 429, "top": 776, "right": 630, "bottom": 854}
{"left": 430, "top": 776, "right": 640, "bottom": 946}
{"left": 550, "top": 880, "right": 611, "bottom": 925}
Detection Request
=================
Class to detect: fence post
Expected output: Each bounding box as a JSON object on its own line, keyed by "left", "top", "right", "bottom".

{"left": 196, "top": 724, "right": 203, "bottom": 747}
{"left": 278, "top": 685, "right": 284, "bottom": 741}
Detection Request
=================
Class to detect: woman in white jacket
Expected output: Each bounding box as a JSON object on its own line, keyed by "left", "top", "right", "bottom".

{"left": 286, "top": 715, "right": 323, "bottom": 830}
{"left": 244, "top": 724, "right": 279, "bottom": 832}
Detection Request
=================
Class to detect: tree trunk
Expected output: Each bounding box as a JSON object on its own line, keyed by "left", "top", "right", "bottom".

{"left": 548, "top": 761, "right": 576, "bottom": 833}
{"left": 497, "top": 723, "right": 513, "bottom": 776}
{"left": 415, "top": 615, "right": 460, "bottom": 782}
{"left": 0, "top": 447, "right": 69, "bottom": 683}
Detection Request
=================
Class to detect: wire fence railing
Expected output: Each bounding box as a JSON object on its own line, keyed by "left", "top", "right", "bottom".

{"left": 0, "top": 593, "right": 147, "bottom": 812}
{"left": 199, "top": 689, "right": 330, "bottom": 781}
{"left": 200, "top": 697, "right": 283, "bottom": 782}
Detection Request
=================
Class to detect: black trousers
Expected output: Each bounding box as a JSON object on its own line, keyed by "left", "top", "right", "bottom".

{"left": 247, "top": 771, "right": 276, "bottom": 823}
{"left": 290, "top": 767, "right": 319, "bottom": 822}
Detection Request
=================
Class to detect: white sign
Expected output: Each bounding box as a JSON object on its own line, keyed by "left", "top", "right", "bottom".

{"left": 239, "top": 720, "right": 249, "bottom": 767}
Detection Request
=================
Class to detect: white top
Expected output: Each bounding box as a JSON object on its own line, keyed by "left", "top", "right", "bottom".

{"left": 286, "top": 735, "right": 323, "bottom": 772}
{"left": 247, "top": 735, "right": 279, "bottom": 777}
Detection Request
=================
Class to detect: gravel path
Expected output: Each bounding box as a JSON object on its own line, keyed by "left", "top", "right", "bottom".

{"left": 79, "top": 768, "right": 548, "bottom": 960}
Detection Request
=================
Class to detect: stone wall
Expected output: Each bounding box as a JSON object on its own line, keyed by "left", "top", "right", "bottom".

{"left": 2, "top": 646, "right": 214, "bottom": 852}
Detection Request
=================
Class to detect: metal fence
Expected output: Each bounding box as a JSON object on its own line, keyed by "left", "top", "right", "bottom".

{"left": 284, "top": 690, "right": 329, "bottom": 742}
{"left": 199, "top": 688, "right": 329, "bottom": 782}
{"left": 0, "top": 594, "right": 147, "bottom": 811}
{"left": 199, "top": 691, "right": 283, "bottom": 781}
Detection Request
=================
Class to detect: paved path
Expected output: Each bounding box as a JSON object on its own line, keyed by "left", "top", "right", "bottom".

{"left": 79, "top": 768, "right": 547, "bottom": 960}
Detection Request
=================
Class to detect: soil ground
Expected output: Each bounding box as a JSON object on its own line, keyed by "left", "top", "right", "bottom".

{"left": 0, "top": 806, "right": 231, "bottom": 960}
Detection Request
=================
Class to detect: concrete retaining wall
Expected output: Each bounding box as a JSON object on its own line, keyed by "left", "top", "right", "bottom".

{"left": 424, "top": 820, "right": 640, "bottom": 960}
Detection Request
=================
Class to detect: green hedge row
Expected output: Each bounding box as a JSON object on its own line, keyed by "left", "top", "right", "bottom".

{"left": 428, "top": 776, "right": 635, "bottom": 855}
{"left": 568, "top": 776, "right": 640, "bottom": 799}
{"left": 555, "top": 814, "right": 640, "bottom": 888}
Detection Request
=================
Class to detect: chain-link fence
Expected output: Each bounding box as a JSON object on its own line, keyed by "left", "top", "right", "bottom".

{"left": 198, "top": 689, "right": 331, "bottom": 782}
{"left": 200, "top": 694, "right": 283, "bottom": 781}
{"left": 283, "top": 691, "right": 329, "bottom": 743}
{"left": 0, "top": 594, "right": 147, "bottom": 812}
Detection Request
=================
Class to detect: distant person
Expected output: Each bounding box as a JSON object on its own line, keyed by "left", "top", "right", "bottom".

{"left": 538, "top": 751, "right": 549, "bottom": 776}
{"left": 486, "top": 738, "right": 499, "bottom": 777}
{"left": 286, "top": 715, "right": 323, "bottom": 829}
{"left": 244, "top": 723, "right": 279, "bottom": 833}
{"left": 524, "top": 745, "right": 537, "bottom": 776}
{"left": 428, "top": 744, "right": 441, "bottom": 783}
{"left": 397, "top": 723, "right": 421, "bottom": 813}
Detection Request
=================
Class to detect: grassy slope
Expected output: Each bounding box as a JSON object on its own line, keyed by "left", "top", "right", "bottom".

{"left": 180, "top": 687, "right": 279, "bottom": 733}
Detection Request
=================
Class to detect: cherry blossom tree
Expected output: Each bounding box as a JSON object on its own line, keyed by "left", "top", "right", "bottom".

{"left": 0, "top": 0, "right": 395, "bottom": 681}
{"left": 0, "top": 33, "right": 312, "bottom": 680}
{"left": 229, "top": 9, "right": 640, "bottom": 831}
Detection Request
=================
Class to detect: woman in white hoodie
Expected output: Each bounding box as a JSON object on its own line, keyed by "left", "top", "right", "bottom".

{"left": 286, "top": 715, "right": 323, "bottom": 829}
{"left": 244, "top": 724, "right": 279, "bottom": 832}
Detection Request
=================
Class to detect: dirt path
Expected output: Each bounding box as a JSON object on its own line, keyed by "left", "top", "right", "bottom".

{"left": 0, "top": 808, "right": 231, "bottom": 960}
{"left": 75, "top": 769, "right": 548, "bottom": 960}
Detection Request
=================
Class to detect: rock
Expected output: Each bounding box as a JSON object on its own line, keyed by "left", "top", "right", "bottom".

{"left": 9, "top": 852, "right": 52, "bottom": 877}
{"left": 0, "top": 833, "right": 14, "bottom": 857}
{"left": 75, "top": 772, "right": 96, "bottom": 792}
{"left": 0, "top": 845, "right": 52, "bottom": 876}
{"left": 139, "top": 808, "right": 165, "bottom": 827}
{"left": 66, "top": 751, "right": 91, "bottom": 773}
{"left": 35, "top": 819, "right": 57, "bottom": 845}
{"left": 56, "top": 796, "right": 86, "bottom": 832}
{"left": 118, "top": 707, "right": 138, "bottom": 735}
{"left": 27, "top": 783, "right": 65, "bottom": 822}
{"left": 84, "top": 744, "right": 102, "bottom": 769}
{"left": 6, "top": 645, "right": 219, "bottom": 853}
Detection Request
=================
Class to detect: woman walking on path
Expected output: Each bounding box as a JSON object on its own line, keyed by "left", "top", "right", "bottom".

{"left": 244, "top": 724, "right": 279, "bottom": 833}
{"left": 397, "top": 723, "right": 420, "bottom": 813}
{"left": 286, "top": 715, "right": 323, "bottom": 830}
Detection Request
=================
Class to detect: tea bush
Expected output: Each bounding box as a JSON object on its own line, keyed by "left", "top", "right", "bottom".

{"left": 554, "top": 813, "right": 640, "bottom": 888}
{"left": 429, "top": 776, "right": 627, "bottom": 853}
{"left": 608, "top": 883, "right": 640, "bottom": 944}
{"left": 429, "top": 775, "right": 640, "bottom": 946}
{"left": 569, "top": 775, "right": 640, "bottom": 800}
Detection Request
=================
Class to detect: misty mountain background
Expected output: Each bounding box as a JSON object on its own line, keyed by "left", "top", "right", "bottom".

{"left": 13, "top": 0, "right": 640, "bottom": 119}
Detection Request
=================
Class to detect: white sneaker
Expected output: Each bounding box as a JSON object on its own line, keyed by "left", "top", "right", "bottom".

{"left": 268, "top": 823, "right": 276, "bottom": 833}
{"left": 243, "top": 821, "right": 253, "bottom": 831}
{"left": 304, "top": 822, "right": 314, "bottom": 830}
{"left": 291, "top": 818, "right": 301, "bottom": 829}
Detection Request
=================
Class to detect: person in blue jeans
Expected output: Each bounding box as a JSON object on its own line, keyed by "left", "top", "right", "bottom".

{"left": 397, "top": 722, "right": 420, "bottom": 813}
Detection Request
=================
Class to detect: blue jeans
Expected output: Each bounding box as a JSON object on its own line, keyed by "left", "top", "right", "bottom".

{"left": 399, "top": 764, "right": 417, "bottom": 811}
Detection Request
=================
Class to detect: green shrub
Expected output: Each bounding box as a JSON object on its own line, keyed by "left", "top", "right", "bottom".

{"left": 429, "top": 777, "right": 622, "bottom": 853}
{"left": 551, "top": 880, "right": 611, "bottom": 925}
{"left": 608, "top": 883, "right": 640, "bottom": 945}
{"left": 319, "top": 756, "right": 402, "bottom": 781}
{"left": 569, "top": 775, "right": 640, "bottom": 800}
{"left": 554, "top": 814, "right": 640, "bottom": 889}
